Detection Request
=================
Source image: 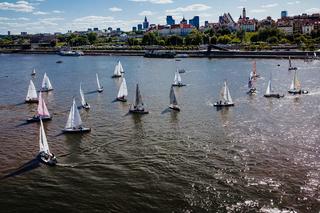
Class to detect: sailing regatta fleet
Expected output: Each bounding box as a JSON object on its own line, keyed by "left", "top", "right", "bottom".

{"left": 25, "top": 58, "right": 310, "bottom": 166}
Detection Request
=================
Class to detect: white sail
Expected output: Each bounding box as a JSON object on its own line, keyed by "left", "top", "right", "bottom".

{"left": 118, "top": 61, "right": 124, "bottom": 73}
{"left": 290, "top": 70, "right": 301, "bottom": 90}
{"left": 174, "top": 69, "right": 182, "bottom": 84}
{"left": 26, "top": 80, "right": 38, "bottom": 101}
{"left": 37, "top": 92, "right": 50, "bottom": 117}
{"left": 266, "top": 80, "right": 272, "bottom": 95}
{"left": 117, "top": 77, "right": 128, "bottom": 98}
{"left": 65, "top": 98, "right": 82, "bottom": 129}
{"left": 113, "top": 62, "right": 122, "bottom": 76}
{"left": 221, "top": 81, "right": 233, "bottom": 103}
{"left": 170, "top": 86, "right": 178, "bottom": 106}
{"left": 32, "top": 68, "right": 36, "bottom": 75}
{"left": 39, "top": 119, "right": 50, "bottom": 154}
{"left": 41, "top": 73, "right": 53, "bottom": 90}
{"left": 79, "top": 83, "right": 86, "bottom": 106}
{"left": 96, "top": 73, "right": 102, "bottom": 89}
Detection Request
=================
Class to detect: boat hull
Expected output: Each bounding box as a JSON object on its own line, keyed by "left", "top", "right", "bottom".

{"left": 116, "top": 97, "right": 127, "bottom": 102}
{"left": 214, "top": 103, "right": 234, "bottom": 107}
{"left": 97, "top": 89, "right": 103, "bottom": 93}
{"left": 37, "top": 153, "right": 57, "bottom": 166}
{"left": 288, "top": 90, "right": 308, "bottom": 94}
{"left": 172, "top": 83, "right": 186, "bottom": 87}
{"left": 129, "top": 109, "right": 149, "bottom": 114}
{"left": 247, "top": 88, "right": 257, "bottom": 95}
{"left": 169, "top": 105, "right": 180, "bottom": 111}
{"left": 25, "top": 99, "right": 38, "bottom": 103}
{"left": 264, "top": 94, "right": 284, "bottom": 98}
{"left": 62, "top": 127, "right": 91, "bottom": 133}
{"left": 111, "top": 75, "right": 122, "bottom": 78}
{"left": 40, "top": 88, "right": 53, "bottom": 92}
{"left": 288, "top": 67, "right": 297, "bottom": 71}
{"left": 82, "top": 105, "right": 90, "bottom": 110}
{"left": 27, "top": 116, "right": 52, "bottom": 123}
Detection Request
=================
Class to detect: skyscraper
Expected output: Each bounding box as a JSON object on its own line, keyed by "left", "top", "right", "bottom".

{"left": 281, "top": 11, "right": 288, "bottom": 18}
{"left": 166, "top": 15, "right": 175, "bottom": 25}
{"left": 189, "top": 16, "right": 200, "bottom": 28}
{"left": 143, "top": 16, "right": 149, "bottom": 29}
{"left": 138, "top": 24, "right": 143, "bottom": 31}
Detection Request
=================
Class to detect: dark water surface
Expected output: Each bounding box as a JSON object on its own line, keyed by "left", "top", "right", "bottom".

{"left": 0, "top": 54, "right": 320, "bottom": 212}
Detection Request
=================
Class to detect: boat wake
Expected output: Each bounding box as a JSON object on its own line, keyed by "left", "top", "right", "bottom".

{"left": 206, "top": 100, "right": 214, "bottom": 107}
{"left": 56, "top": 163, "right": 78, "bottom": 168}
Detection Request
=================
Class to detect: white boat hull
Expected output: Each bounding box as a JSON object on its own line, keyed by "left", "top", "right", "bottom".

{"left": 62, "top": 127, "right": 91, "bottom": 133}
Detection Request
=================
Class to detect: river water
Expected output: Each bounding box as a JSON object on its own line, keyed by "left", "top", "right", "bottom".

{"left": 0, "top": 54, "right": 319, "bottom": 212}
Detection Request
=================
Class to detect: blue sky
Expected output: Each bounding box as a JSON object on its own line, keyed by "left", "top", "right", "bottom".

{"left": 0, "top": 0, "right": 319, "bottom": 34}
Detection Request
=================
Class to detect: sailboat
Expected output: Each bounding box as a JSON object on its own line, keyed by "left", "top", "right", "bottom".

{"left": 169, "top": 86, "right": 180, "bottom": 111}
{"left": 96, "top": 73, "right": 103, "bottom": 93}
{"left": 40, "top": 73, "right": 53, "bottom": 92}
{"left": 31, "top": 68, "right": 36, "bottom": 76}
{"left": 314, "top": 52, "right": 319, "bottom": 60}
{"left": 116, "top": 77, "right": 128, "bottom": 102}
{"left": 37, "top": 119, "right": 57, "bottom": 166}
{"left": 288, "top": 70, "right": 308, "bottom": 94}
{"left": 129, "top": 84, "right": 149, "bottom": 114}
{"left": 111, "top": 61, "right": 122, "bottom": 78}
{"left": 264, "top": 75, "right": 284, "bottom": 98}
{"left": 288, "top": 56, "right": 297, "bottom": 71}
{"left": 62, "top": 98, "right": 91, "bottom": 133}
{"left": 25, "top": 80, "right": 38, "bottom": 103}
{"left": 27, "top": 92, "right": 52, "bottom": 122}
{"left": 80, "top": 83, "right": 90, "bottom": 109}
{"left": 250, "top": 61, "right": 260, "bottom": 78}
{"left": 118, "top": 60, "right": 124, "bottom": 73}
{"left": 172, "top": 69, "right": 186, "bottom": 87}
{"left": 214, "top": 81, "right": 234, "bottom": 107}
{"left": 247, "top": 76, "right": 256, "bottom": 95}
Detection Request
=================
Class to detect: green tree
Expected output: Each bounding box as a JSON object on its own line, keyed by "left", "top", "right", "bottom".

{"left": 87, "top": 32, "right": 97, "bottom": 44}
{"left": 266, "top": 36, "right": 278, "bottom": 44}
{"left": 210, "top": 35, "right": 217, "bottom": 44}
{"left": 217, "top": 35, "right": 232, "bottom": 44}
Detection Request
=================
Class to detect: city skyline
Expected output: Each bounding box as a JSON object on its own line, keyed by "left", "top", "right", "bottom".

{"left": 0, "top": 0, "right": 320, "bottom": 34}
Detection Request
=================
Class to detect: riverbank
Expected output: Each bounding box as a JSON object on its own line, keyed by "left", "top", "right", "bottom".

{"left": 0, "top": 48, "right": 318, "bottom": 59}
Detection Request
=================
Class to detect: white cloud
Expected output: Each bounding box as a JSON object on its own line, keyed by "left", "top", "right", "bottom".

{"left": 305, "top": 8, "right": 320, "bottom": 13}
{"left": 0, "top": 1, "right": 34, "bottom": 12}
{"left": 250, "top": 9, "right": 266, "bottom": 13}
{"left": 287, "top": 1, "right": 300, "bottom": 5}
{"left": 261, "top": 3, "right": 278, "bottom": 8}
{"left": 138, "top": 10, "right": 154, "bottom": 16}
{"left": 52, "top": 10, "right": 64, "bottom": 14}
{"left": 109, "top": 7, "right": 122, "bottom": 12}
{"left": 130, "top": 0, "right": 173, "bottom": 4}
{"left": 33, "top": 11, "right": 49, "bottom": 15}
{"left": 166, "top": 4, "right": 211, "bottom": 13}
